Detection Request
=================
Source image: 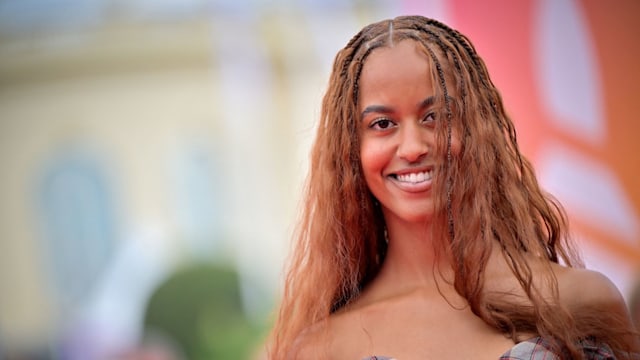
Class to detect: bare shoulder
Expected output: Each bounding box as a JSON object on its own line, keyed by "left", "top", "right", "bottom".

{"left": 554, "top": 265, "right": 640, "bottom": 350}
{"left": 554, "top": 265, "right": 628, "bottom": 313}
{"left": 290, "top": 320, "right": 331, "bottom": 360}
{"left": 291, "top": 314, "right": 364, "bottom": 359}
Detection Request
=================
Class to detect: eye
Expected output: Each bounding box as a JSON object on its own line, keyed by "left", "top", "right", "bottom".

{"left": 421, "top": 111, "right": 437, "bottom": 127}
{"left": 369, "top": 118, "right": 396, "bottom": 130}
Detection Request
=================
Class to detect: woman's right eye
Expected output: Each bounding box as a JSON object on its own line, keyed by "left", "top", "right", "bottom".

{"left": 370, "top": 118, "right": 395, "bottom": 130}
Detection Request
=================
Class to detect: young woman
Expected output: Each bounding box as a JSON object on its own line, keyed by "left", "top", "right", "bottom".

{"left": 268, "top": 15, "right": 639, "bottom": 359}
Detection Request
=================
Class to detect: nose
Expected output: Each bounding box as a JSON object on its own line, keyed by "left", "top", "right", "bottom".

{"left": 397, "top": 123, "right": 429, "bottom": 163}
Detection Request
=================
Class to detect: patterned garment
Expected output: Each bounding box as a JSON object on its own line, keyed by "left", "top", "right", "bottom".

{"left": 499, "top": 337, "right": 615, "bottom": 360}
{"left": 362, "top": 336, "right": 617, "bottom": 360}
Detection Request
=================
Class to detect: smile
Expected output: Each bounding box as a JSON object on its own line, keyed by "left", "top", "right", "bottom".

{"left": 393, "top": 170, "right": 432, "bottom": 184}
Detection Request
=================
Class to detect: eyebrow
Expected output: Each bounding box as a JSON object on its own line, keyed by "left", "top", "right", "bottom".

{"left": 360, "top": 105, "right": 393, "bottom": 120}
{"left": 360, "top": 96, "right": 436, "bottom": 121}
{"left": 419, "top": 96, "right": 436, "bottom": 109}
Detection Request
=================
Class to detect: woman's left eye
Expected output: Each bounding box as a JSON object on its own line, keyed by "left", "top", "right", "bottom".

{"left": 422, "top": 112, "right": 437, "bottom": 126}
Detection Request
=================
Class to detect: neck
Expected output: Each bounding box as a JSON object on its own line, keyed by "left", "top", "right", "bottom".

{"left": 374, "top": 214, "right": 455, "bottom": 297}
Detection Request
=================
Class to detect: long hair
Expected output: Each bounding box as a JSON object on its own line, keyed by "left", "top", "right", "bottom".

{"left": 269, "top": 15, "right": 634, "bottom": 359}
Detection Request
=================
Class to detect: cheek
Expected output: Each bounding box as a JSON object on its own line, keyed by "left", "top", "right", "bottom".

{"left": 360, "top": 140, "right": 389, "bottom": 179}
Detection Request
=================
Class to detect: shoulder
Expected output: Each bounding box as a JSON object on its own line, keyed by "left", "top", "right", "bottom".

{"left": 554, "top": 266, "right": 627, "bottom": 310}
{"left": 555, "top": 266, "right": 640, "bottom": 351}
{"left": 554, "top": 266, "right": 624, "bottom": 305}
{"left": 290, "top": 320, "right": 330, "bottom": 360}
{"left": 289, "top": 314, "right": 355, "bottom": 360}
{"left": 291, "top": 301, "right": 391, "bottom": 359}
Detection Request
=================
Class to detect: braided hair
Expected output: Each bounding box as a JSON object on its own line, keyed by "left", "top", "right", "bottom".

{"left": 269, "top": 15, "right": 631, "bottom": 359}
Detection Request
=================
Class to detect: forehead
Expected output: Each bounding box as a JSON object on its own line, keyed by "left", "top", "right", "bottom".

{"left": 361, "top": 39, "right": 431, "bottom": 77}
{"left": 359, "top": 39, "right": 459, "bottom": 103}
{"left": 358, "top": 40, "right": 435, "bottom": 102}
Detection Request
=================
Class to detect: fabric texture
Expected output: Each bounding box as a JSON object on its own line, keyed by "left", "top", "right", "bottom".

{"left": 361, "top": 336, "right": 617, "bottom": 360}
{"left": 499, "top": 337, "right": 615, "bottom": 360}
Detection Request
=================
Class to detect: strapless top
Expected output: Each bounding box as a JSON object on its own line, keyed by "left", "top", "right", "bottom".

{"left": 362, "top": 336, "right": 616, "bottom": 360}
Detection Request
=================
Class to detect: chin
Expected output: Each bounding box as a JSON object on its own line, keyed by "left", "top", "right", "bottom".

{"left": 405, "top": 213, "right": 433, "bottom": 224}
{"left": 384, "top": 208, "right": 433, "bottom": 225}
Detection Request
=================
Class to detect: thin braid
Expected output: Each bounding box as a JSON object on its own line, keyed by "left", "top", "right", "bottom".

{"left": 340, "top": 29, "right": 369, "bottom": 78}
{"left": 409, "top": 28, "right": 465, "bottom": 108}
{"left": 434, "top": 23, "right": 527, "bottom": 177}
{"left": 426, "top": 20, "right": 487, "bottom": 83}
{"left": 428, "top": 47, "right": 455, "bottom": 240}
{"left": 353, "top": 38, "right": 389, "bottom": 105}
{"left": 423, "top": 21, "right": 501, "bottom": 123}
{"left": 419, "top": 18, "right": 501, "bottom": 123}
{"left": 417, "top": 18, "right": 529, "bottom": 190}
{"left": 402, "top": 28, "right": 458, "bottom": 241}
{"left": 420, "top": 27, "right": 468, "bottom": 104}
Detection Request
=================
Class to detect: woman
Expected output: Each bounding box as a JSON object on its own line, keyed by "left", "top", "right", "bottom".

{"left": 268, "top": 15, "right": 639, "bottom": 359}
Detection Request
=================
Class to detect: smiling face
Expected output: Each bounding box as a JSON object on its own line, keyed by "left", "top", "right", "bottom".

{"left": 358, "top": 39, "right": 459, "bottom": 226}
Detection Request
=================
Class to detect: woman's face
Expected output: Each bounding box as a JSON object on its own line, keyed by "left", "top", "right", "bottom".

{"left": 358, "top": 39, "right": 459, "bottom": 226}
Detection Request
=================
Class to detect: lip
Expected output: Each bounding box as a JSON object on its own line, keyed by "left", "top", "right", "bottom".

{"left": 386, "top": 166, "right": 434, "bottom": 193}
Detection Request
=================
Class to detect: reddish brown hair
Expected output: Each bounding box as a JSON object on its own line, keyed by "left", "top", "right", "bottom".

{"left": 269, "top": 15, "right": 635, "bottom": 359}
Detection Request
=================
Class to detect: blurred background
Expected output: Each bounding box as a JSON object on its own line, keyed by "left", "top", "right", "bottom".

{"left": 0, "top": 0, "right": 638, "bottom": 359}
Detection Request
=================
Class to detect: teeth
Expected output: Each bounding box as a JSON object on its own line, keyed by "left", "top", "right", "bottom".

{"left": 396, "top": 170, "right": 432, "bottom": 183}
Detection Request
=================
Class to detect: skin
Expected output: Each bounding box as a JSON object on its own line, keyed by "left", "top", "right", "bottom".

{"left": 296, "top": 39, "right": 635, "bottom": 359}
{"left": 358, "top": 39, "right": 458, "bottom": 229}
